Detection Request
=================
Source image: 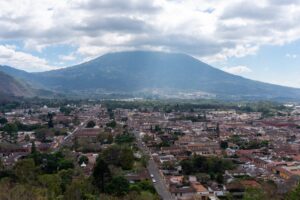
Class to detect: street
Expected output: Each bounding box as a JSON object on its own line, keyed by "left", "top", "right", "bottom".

{"left": 56, "top": 117, "right": 93, "bottom": 151}
{"left": 135, "top": 132, "right": 174, "bottom": 200}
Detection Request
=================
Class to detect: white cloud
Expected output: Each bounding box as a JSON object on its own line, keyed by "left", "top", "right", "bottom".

{"left": 222, "top": 65, "right": 252, "bottom": 75}
{"left": 286, "top": 53, "right": 298, "bottom": 58}
{"left": 0, "top": 45, "right": 57, "bottom": 72}
{"left": 0, "top": 0, "right": 300, "bottom": 70}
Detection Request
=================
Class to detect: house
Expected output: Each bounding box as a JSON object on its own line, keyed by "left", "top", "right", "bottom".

{"left": 187, "top": 142, "right": 220, "bottom": 156}
{"left": 275, "top": 164, "right": 300, "bottom": 179}
{"left": 227, "top": 179, "right": 261, "bottom": 198}
{"left": 225, "top": 181, "right": 244, "bottom": 199}
{"left": 74, "top": 128, "right": 102, "bottom": 141}
{"left": 226, "top": 168, "right": 250, "bottom": 178}
{"left": 191, "top": 182, "right": 210, "bottom": 199}
{"left": 207, "top": 182, "right": 226, "bottom": 197}
{"left": 169, "top": 182, "right": 210, "bottom": 200}
{"left": 170, "top": 186, "right": 196, "bottom": 200}
{"left": 168, "top": 176, "right": 184, "bottom": 186}
{"left": 240, "top": 180, "right": 261, "bottom": 188}
{"left": 125, "top": 170, "right": 150, "bottom": 183}
{"left": 161, "top": 146, "right": 187, "bottom": 155}
{"left": 159, "top": 155, "right": 176, "bottom": 164}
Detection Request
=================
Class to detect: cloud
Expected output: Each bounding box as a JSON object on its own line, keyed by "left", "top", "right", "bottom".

{"left": 221, "top": 2, "right": 282, "bottom": 21}
{"left": 0, "top": 45, "right": 57, "bottom": 72}
{"left": 269, "top": 0, "right": 300, "bottom": 5}
{"left": 74, "top": 16, "right": 152, "bottom": 34}
{"left": 75, "top": 0, "right": 161, "bottom": 13}
{"left": 0, "top": 0, "right": 300, "bottom": 70}
{"left": 286, "top": 53, "right": 298, "bottom": 58}
{"left": 222, "top": 65, "right": 252, "bottom": 75}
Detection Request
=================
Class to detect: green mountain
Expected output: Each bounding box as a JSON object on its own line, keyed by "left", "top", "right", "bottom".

{"left": 1, "top": 51, "right": 300, "bottom": 100}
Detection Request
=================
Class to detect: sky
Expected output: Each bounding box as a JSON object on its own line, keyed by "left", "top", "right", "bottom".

{"left": 0, "top": 0, "right": 300, "bottom": 87}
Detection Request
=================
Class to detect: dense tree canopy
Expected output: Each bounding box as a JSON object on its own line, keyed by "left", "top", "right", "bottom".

{"left": 86, "top": 120, "right": 96, "bottom": 128}
{"left": 180, "top": 155, "right": 235, "bottom": 183}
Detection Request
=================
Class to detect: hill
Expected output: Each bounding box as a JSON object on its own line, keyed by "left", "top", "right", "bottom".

{"left": 1, "top": 51, "right": 300, "bottom": 100}
{"left": 0, "top": 71, "right": 33, "bottom": 98}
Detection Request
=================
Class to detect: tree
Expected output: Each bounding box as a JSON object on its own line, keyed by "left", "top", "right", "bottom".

{"left": 107, "top": 133, "right": 114, "bottom": 144}
{"left": 180, "top": 155, "right": 235, "bottom": 178}
{"left": 196, "top": 173, "right": 210, "bottom": 184}
{"left": 154, "top": 125, "right": 161, "bottom": 132}
{"left": 47, "top": 112, "right": 54, "bottom": 128}
{"left": 60, "top": 106, "right": 73, "bottom": 115}
{"left": 261, "top": 180, "right": 281, "bottom": 200}
{"left": 216, "top": 173, "right": 224, "bottom": 184}
{"left": 220, "top": 141, "right": 228, "bottom": 149}
{"left": 97, "top": 132, "right": 114, "bottom": 144}
{"left": 30, "top": 152, "right": 74, "bottom": 174}
{"left": 105, "top": 176, "right": 130, "bottom": 196}
{"left": 92, "top": 158, "right": 111, "bottom": 192}
{"left": 58, "top": 159, "right": 74, "bottom": 170}
{"left": 140, "top": 155, "right": 149, "bottom": 168}
{"left": 158, "top": 141, "right": 171, "bottom": 147}
{"left": 10, "top": 184, "right": 42, "bottom": 200}
{"left": 136, "top": 180, "right": 156, "bottom": 194}
{"left": 31, "top": 141, "right": 37, "bottom": 154}
{"left": 38, "top": 174, "right": 62, "bottom": 198}
{"left": 3, "top": 123, "right": 18, "bottom": 134}
{"left": 115, "top": 133, "right": 135, "bottom": 144}
{"left": 162, "top": 161, "right": 175, "bottom": 170}
{"left": 286, "top": 182, "right": 300, "bottom": 200}
{"left": 78, "top": 155, "right": 89, "bottom": 165}
{"left": 101, "top": 145, "right": 122, "bottom": 166}
{"left": 181, "top": 159, "right": 195, "bottom": 175}
{"left": 0, "top": 157, "right": 4, "bottom": 171}
{"left": 35, "top": 128, "right": 47, "bottom": 142}
{"left": 142, "top": 135, "right": 153, "bottom": 143}
{"left": 106, "top": 120, "right": 117, "bottom": 128}
{"left": 138, "top": 191, "right": 160, "bottom": 200}
{"left": 86, "top": 121, "right": 96, "bottom": 128}
{"left": 64, "top": 178, "right": 97, "bottom": 200}
{"left": 58, "top": 169, "right": 74, "bottom": 192}
{"left": 216, "top": 123, "right": 220, "bottom": 135}
{"left": 0, "top": 117, "right": 7, "bottom": 125}
{"left": 243, "top": 187, "right": 266, "bottom": 200}
{"left": 14, "top": 159, "right": 36, "bottom": 183}
{"left": 101, "top": 145, "right": 134, "bottom": 170}
{"left": 73, "top": 116, "right": 80, "bottom": 126}
{"left": 120, "top": 147, "right": 134, "bottom": 170}
{"left": 25, "top": 134, "right": 30, "bottom": 142}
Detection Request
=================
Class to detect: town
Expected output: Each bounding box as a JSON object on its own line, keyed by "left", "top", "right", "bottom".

{"left": 1, "top": 99, "right": 300, "bottom": 200}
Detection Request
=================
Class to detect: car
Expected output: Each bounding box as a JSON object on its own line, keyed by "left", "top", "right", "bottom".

{"left": 150, "top": 174, "right": 154, "bottom": 178}
{"left": 152, "top": 178, "right": 156, "bottom": 183}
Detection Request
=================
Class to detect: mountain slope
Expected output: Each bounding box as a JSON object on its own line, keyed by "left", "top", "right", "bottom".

{"left": 0, "top": 71, "right": 33, "bottom": 98}
{"left": 1, "top": 51, "right": 300, "bottom": 100}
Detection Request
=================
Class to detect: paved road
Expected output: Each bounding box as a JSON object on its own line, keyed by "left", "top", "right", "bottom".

{"left": 55, "top": 117, "right": 92, "bottom": 151}
{"left": 135, "top": 132, "right": 174, "bottom": 200}
{"left": 147, "top": 159, "right": 174, "bottom": 200}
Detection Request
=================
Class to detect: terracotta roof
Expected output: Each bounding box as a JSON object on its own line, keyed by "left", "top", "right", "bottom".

{"left": 75, "top": 128, "right": 101, "bottom": 137}
{"left": 191, "top": 183, "right": 208, "bottom": 193}
{"left": 240, "top": 180, "right": 261, "bottom": 188}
